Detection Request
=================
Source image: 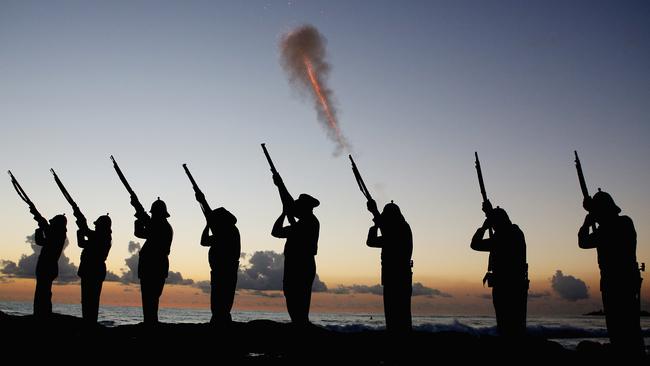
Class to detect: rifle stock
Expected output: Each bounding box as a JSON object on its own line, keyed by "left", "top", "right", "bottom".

{"left": 110, "top": 155, "right": 146, "bottom": 218}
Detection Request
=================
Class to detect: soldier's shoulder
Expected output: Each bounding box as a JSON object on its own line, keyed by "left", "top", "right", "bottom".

{"left": 618, "top": 215, "right": 635, "bottom": 227}
{"left": 511, "top": 224, "right": 524, "bottom": 235}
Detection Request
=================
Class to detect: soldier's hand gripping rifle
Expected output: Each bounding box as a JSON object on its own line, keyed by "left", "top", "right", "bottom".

{"left": 261, "top": 143, "right": 295, "bottom": 219}
{"left": 574, "top": 151, "right": 597, "bottom": 232}
{"left": 50, "top": 168, "right": 87, "bottom": 231}
{"left": 349, "top": 155, "right": 379, "bottom": 220}
{"left": 8, "top": 170, "right": 48, "bottom": 229}
{"left": 183, "top": 164, "right": 212, "bottom": 218}
{"left": 110, "top": 155, "right": 147, "bottom": 220}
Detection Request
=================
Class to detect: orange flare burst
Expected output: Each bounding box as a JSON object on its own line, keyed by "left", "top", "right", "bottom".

{"left": 303, "top": 55, "right": 345, "bottom": 147}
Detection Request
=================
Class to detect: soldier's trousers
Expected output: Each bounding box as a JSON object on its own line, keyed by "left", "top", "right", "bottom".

{"left": 383, "top": 272, "right": 413, "bottom": 333}
{"left": 140, "top": 277, "right": 166, "bottom": 324}
{"left": 81, "top": 277, "right": 104, "bottom": 324}
{"left": 210, "top": 263, "right": 239, "bottom": 324}
{"left": 602, "top": 286, "right": 645, "bottom": 357}
{"left": 283, "top": 255, "right": 316, "bottom": 325}
{"left": 33, "top": 277, "right": 53, "bottom": 317}
{"left": 493, "top": 283, "right": 528, "bottom": 337}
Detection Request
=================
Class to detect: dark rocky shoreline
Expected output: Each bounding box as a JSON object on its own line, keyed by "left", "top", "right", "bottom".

{"left": 0, "top": 310, "right": 643, "bottom": 364}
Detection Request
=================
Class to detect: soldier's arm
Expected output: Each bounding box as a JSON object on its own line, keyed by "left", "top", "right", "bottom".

{"left": 34, "top": 228, "right": 47, "bottom": 247}
{"left": 470, "top": 226, "right": 492, "bottom": 252}
{"left": 134, "top": 218, "right": 148, "bottom": 239}
{"left": 578, "top": 214, "right": 598, "bottom": 249}
{"left": 271, "top": 213, "right": 292, "bottom": 239}
{"left": 366, "top": 225, "right": 383, "bottom": 248}
{"left": 77, "top": 228, "right": 91, "bottom": 248}
{"left": 200, "top": 225, "right": 213, "bottom": 247}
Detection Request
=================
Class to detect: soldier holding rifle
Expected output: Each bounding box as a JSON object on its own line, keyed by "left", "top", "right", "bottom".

{"left": 111, "top": 156, "right": 173, "bottom": 325}
{"left": 469, "top": 152, "right": 528, "bottom": 337}
{"left": 8, "top": 171, "right": 67, "bottom": 318}
{"left": 575, "top": 151, "right": 645, "bottom": 357}
{"left": 51, "top": 169, "right": 112, "bottom": 325}
{"left": 262, "top": 144, "right": 320, "bottom": 326}
{"left": 349, "top": 155, "right": 413, "bottom": 333}
{"left": 183, "top": 164, "right": 240, "bottom": 325}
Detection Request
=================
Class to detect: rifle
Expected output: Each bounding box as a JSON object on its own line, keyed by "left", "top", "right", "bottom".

{"left": 349, "top": 155, "right": 373, "bottom": 201}
{"left": 261, "top": 143, "right": 278, "bottom": 176}
{"left": 574, "top": 151, "right": 597, "bottom": 232}
{"left": 261, "top": 143, "right": 294, "bottom": 219}
{"left": 349, "top": 155, "right": 380, "bottom": 220}
{"left": 8, "top": 170, "right": 47, "bottom": 228}
{"left": 110, "top": 155, "right": 147, "bottom": 219}
{"left": 50, "top": 168, "right": 87, "bottom": 230}
{"left": 183, "top": 163, "right": 211, "bottom": 217}
{"left": 474, "top": 152, "right": 495, "bottom": 287}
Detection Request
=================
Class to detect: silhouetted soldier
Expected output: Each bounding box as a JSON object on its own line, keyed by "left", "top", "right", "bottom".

{"left": 77, "top": 215, "right": 112, "bottom": 325}
{"left": 135, "top": 198, "right": 173, "bottom": 325}
{"left": 198, "top": 193, "right": 241, "bottom": 324}
{"left": 33, "top": 213, "right": 68, "bottom": 318}
{"left": 366, "top": 199, "right": 413, "bottom": 333}
{"left": 271, "top": 174, "right": 320, "bottom": 326}
{"left": 471, "top": 205, "right": 528, "bottom": 337}
{"left": 578, "top": 190, "right": 645, "bottom": 357}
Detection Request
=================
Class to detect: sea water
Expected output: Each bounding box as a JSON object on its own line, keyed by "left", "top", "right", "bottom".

{"left": 1, "top": 300, "right": 648, "bottom": 351}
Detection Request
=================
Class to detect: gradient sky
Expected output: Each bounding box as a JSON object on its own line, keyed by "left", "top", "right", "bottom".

{"left": 1, "top": 1, "right": 649, "bottom": 313}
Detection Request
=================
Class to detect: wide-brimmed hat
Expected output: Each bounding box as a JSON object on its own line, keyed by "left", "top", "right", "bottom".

{"left": 295, "top": 193, "right": 320, "bottom": 209}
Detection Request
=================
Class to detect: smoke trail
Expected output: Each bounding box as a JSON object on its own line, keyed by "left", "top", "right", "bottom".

{"left": 280, "top": 25, "right": 349, "bottom": 155}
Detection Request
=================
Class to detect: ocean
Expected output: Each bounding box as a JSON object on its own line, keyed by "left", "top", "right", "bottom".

{"left": 1, "top": 300, "right": 649, "bottom": 351}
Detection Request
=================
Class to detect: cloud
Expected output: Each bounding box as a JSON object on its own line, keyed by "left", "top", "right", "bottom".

{"left": 236, "top": 251, "right": 328, "bottom": 292}
{"left": 166, "top": 270, "right": 194, "bottom": 285}
{"left": 0, "top": 234, "right": 79, "bottom": 283}
{"left": 529, "top": 291, "right": 551, "bottom": 299}
{"left": 194, "top": 280, "right": 211, "bottom": 294}
{"left": 412, "top": 283, "right": 453, "bottom": 298}
{"left": 477, "top": 294, "right": 492, "bottom": 300}
{"left": 330, "top": 282, "right": 450, "bottom": 297}
{"left": 118, "top": 241, "right": 141, "bottom": 284}
{"left": 105, "top": 270, "right": 120, "bottom": 282}
{"left": 551, "top": 270, "right": 589, "bottom": 301}
{"left": 249, "top": 290, "right": 284, "bottom": 298}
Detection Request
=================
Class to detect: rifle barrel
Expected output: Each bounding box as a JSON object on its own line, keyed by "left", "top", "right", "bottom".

{"left": 349, "top": 155, "right": 372, "bottom": 200}
{"left": 261, "top": 143, "right": 278, "bottom": 175}
{"left": 475, "top": 152, "right": 489, "bottom": 203}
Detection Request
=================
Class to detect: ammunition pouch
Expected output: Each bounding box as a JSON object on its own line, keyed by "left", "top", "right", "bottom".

{"left": 483, "top": 272, "right": 495, "bottom": 288}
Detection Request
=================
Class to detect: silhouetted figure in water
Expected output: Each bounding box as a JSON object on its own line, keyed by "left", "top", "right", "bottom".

{"left": 77, "top": 215, "right": 112, "bottom": 325}
{"left": 271, "top": 174, "right": 320, "bottom": 326}
{"left": 135, "top": 198, "right": 173, "bottom": 325}
{"left": 366, "top": 200, "right": 413, "bottom": 333}
{"left": 33, "top": 213, "right": 68, "bottom": 318}
{"left": 471, "top": 204, "right": 528, "bottom": 337}
{"left": 197, "top": 192, "right": 241, "bottom": 324}
{"left": 578, "top": 190, "right": 645, "bottom": 357}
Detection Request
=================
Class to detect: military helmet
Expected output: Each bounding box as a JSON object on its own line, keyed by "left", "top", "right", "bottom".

{"left": 591, "top": 189, "right": 621, "bottom": 215}
{"left": 94, "top": 214, "right": 112, "bottom": 229}
{"left": 150, "top": 197, "right": 170, "bottom": 218}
